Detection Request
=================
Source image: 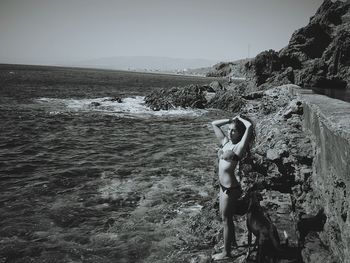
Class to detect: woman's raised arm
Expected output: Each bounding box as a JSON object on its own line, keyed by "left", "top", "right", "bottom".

{"left": 234, "top": 116, "right": 252, "bottom": 158}
{"left": 211, "top": 118, "right": 231, "bottom": 146}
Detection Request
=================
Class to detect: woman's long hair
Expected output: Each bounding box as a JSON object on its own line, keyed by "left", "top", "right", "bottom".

{"left": 236, "top": 116, "right": 256, "bottom": 184}
{"left": 231, "top": 118, "right": 246, "bottom": 142}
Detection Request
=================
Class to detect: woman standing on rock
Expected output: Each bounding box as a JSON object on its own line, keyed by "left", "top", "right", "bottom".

{"left": 211, "top": 115, "right": 252, "bottom": 260}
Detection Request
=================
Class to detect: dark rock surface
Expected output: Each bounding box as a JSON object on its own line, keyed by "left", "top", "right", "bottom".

{"left": 206, "top": 90, "right": 244, "bottom": 112}
{"left": 279, "top": 0, "right": 350, "bottom": 89}
{"left": 324, "top": 30, "right": 350, "bottom": 82}
{"left": 301, "top": 233, "right": 337, "bottom": 263}
{"left": 144, "top": 81, "right": 241, "bottom": 111}
{"left": 107, "top": 96, "right": 123, "bottom": 103}
{"left": 280, "top": 23, "right": 332, "bottom": 63}
{"left": 207, "top": 80, "right": 225, "bottom": 93}
{"left": 90, "top": 102, "right": 101, "bottom": 107}
{"left": 184, "top": 84, "right": 324, "bottom": 263}
{"left": 245, "top": 49, "right": 282, "bottom": 87}
{"left": 238, "top": 85, "right": 314, "bottom": 196}
{"left": 206, "top": 59, "right": 250, "bottom": 78}
{"left": 218, "top": 0, "right": 350, "bottom": 91}
{"left": 144, "top": 84, "right": 208, "bottom": 111}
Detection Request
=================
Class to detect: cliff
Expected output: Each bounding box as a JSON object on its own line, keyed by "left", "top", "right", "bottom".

{"left": 213, "top": 0, "right": 350, "bottom": 91}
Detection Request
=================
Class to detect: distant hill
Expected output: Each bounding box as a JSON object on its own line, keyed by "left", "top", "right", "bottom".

{"left": 205, "top": 58, "right": 251, "bottom": 78}
{"left": 68, "top": 56, "right": 218, "bottom": 72}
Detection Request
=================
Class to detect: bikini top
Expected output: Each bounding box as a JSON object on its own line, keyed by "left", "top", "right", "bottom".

{"left": 218, "top": 141, "right": 240, "bottom": 162}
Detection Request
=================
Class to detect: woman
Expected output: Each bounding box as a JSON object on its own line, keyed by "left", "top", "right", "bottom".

{"left": 211, "top": 115, "right": 252, "bottom": 260}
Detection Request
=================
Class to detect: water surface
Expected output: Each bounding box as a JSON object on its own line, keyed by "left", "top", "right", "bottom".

{"left": 0, "top": 65, "right": 227, "bottom": 263}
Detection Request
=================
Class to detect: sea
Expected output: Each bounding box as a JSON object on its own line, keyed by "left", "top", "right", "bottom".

{"left": 0, "top": 65, "right": 231, "bottom": 263}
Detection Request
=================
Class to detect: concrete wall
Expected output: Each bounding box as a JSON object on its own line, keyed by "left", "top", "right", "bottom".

{"left": 301, "top": 92, "right": 350, "bottom": 262}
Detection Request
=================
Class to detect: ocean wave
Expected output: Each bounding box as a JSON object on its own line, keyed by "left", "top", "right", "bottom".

{"left": 36, "top": 96, "right": 207, "bottom": 118}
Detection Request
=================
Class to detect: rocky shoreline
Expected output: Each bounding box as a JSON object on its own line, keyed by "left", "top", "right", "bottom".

{"left": 145, "top": 82, "right": 330, "bottom": 262}
{"left": 142, "top": 1, "right": 350, "bottom": 261}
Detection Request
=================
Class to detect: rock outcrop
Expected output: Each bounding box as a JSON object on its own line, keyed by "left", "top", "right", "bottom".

{"left": 205, "top": 90, "right": 244, "bottom": 112}
{"left": 206, "top": 59, "right": 250, "bottom": 78}
{"left": 220, "top": 0, "right": 350, "bottom": 91}
{"left": 245, "top": 50, "right": 282, "bottom": 87}
{"left": 281, "top": 0, "right": 350, "bottom": 89}
{"left": 144, "top": 84, "right": 208, "bottom": 111}
{"left": 279, "top": 0, "right": 349, "bottom": 89}
{"left": 144, "top": 81, "right": 245, "bottom": 112}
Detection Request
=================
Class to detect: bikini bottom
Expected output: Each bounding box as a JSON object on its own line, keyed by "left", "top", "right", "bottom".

{"left": 220, "top": 183, "right": 242, "bottom": 195}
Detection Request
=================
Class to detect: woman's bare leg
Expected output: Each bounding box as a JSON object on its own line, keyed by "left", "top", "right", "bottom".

{"left": 212, "top": 189, "right": 234, "bottom": 260}
{"left": 222, "top": 190, "right": 235, "bottom": 255}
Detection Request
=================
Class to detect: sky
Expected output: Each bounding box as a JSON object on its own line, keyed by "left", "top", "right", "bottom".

{"left": 0, "top": 0, "right": 324, "bottom": 65}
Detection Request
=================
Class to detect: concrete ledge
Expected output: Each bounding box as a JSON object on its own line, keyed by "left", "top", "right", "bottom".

{"left": 301, "top": 92, "right": 350, "bottom": 186}
{"left": 303, "top": 94, "right": 350, "bottom": 138}
{"left": 291, "top": 86, "right": 350, "bottom": 262}
{"left": 290, "top": 86, "right": 350, "bottom": 140}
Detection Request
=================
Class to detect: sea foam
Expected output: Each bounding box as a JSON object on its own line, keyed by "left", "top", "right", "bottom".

{"left": 36, "top": 96, "right": 206, "bottom": 118}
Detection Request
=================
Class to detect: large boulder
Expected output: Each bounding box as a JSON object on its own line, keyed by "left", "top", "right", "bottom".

{"left": 144, "top": 84, "right": 208, "bottom": 111}
{"left": 258, "top": 67, "right": 295, "bottom": 90}
{"left": 278, "top": 0, "right": 350, "bottom": 89}
{"left": 294, "top": 59, "right": 328, "bottom": 88}
{"left": 205, "top": 90, "right": 244, "bottom": 112}
{"left": 207, "top": 80, "right": 225, "bottom": 93}
{"left": 279, "top": 23, "right": 332, "bottom": 65}
{"left": 243, "top": 0, "right": 350, "bottom": 90}
{"left": 279, "top": 0, "right": 348, "bottom": 67}
{"left": 311, "top": 0, "right": 349, "bottom": 26}
{"left": 144, "top": 81, "right": 230, "bottom": 111}
{"left": 324, "top": 30, "right": 350, "bottom": 84}
{"left": 245, "top": 50, "right": 282, "bottom": 87}
{"left": 294, "top": 58, "right": 347, "bottom": 89}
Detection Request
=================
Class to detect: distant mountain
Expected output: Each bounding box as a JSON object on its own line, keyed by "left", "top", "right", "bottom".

{"left": 69, "top": 56, "right": 218, "bottom": 71}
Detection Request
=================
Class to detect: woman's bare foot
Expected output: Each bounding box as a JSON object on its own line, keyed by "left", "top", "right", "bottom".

{"left": 211, "top": 252, "right": 232, "bottom": 261}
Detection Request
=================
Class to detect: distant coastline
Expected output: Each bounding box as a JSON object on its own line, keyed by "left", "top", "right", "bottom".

{"left": 0, "top": 63, "right": 218, "bottom": 80}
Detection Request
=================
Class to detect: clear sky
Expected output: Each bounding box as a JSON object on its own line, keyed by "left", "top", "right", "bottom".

{"left": 0, "top": 0, "right": 324, "bottom": 65}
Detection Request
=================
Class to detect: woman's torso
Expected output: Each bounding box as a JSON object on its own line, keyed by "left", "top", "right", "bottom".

{"left": 218, "top": 141, "right": 240, "bottom": 187}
